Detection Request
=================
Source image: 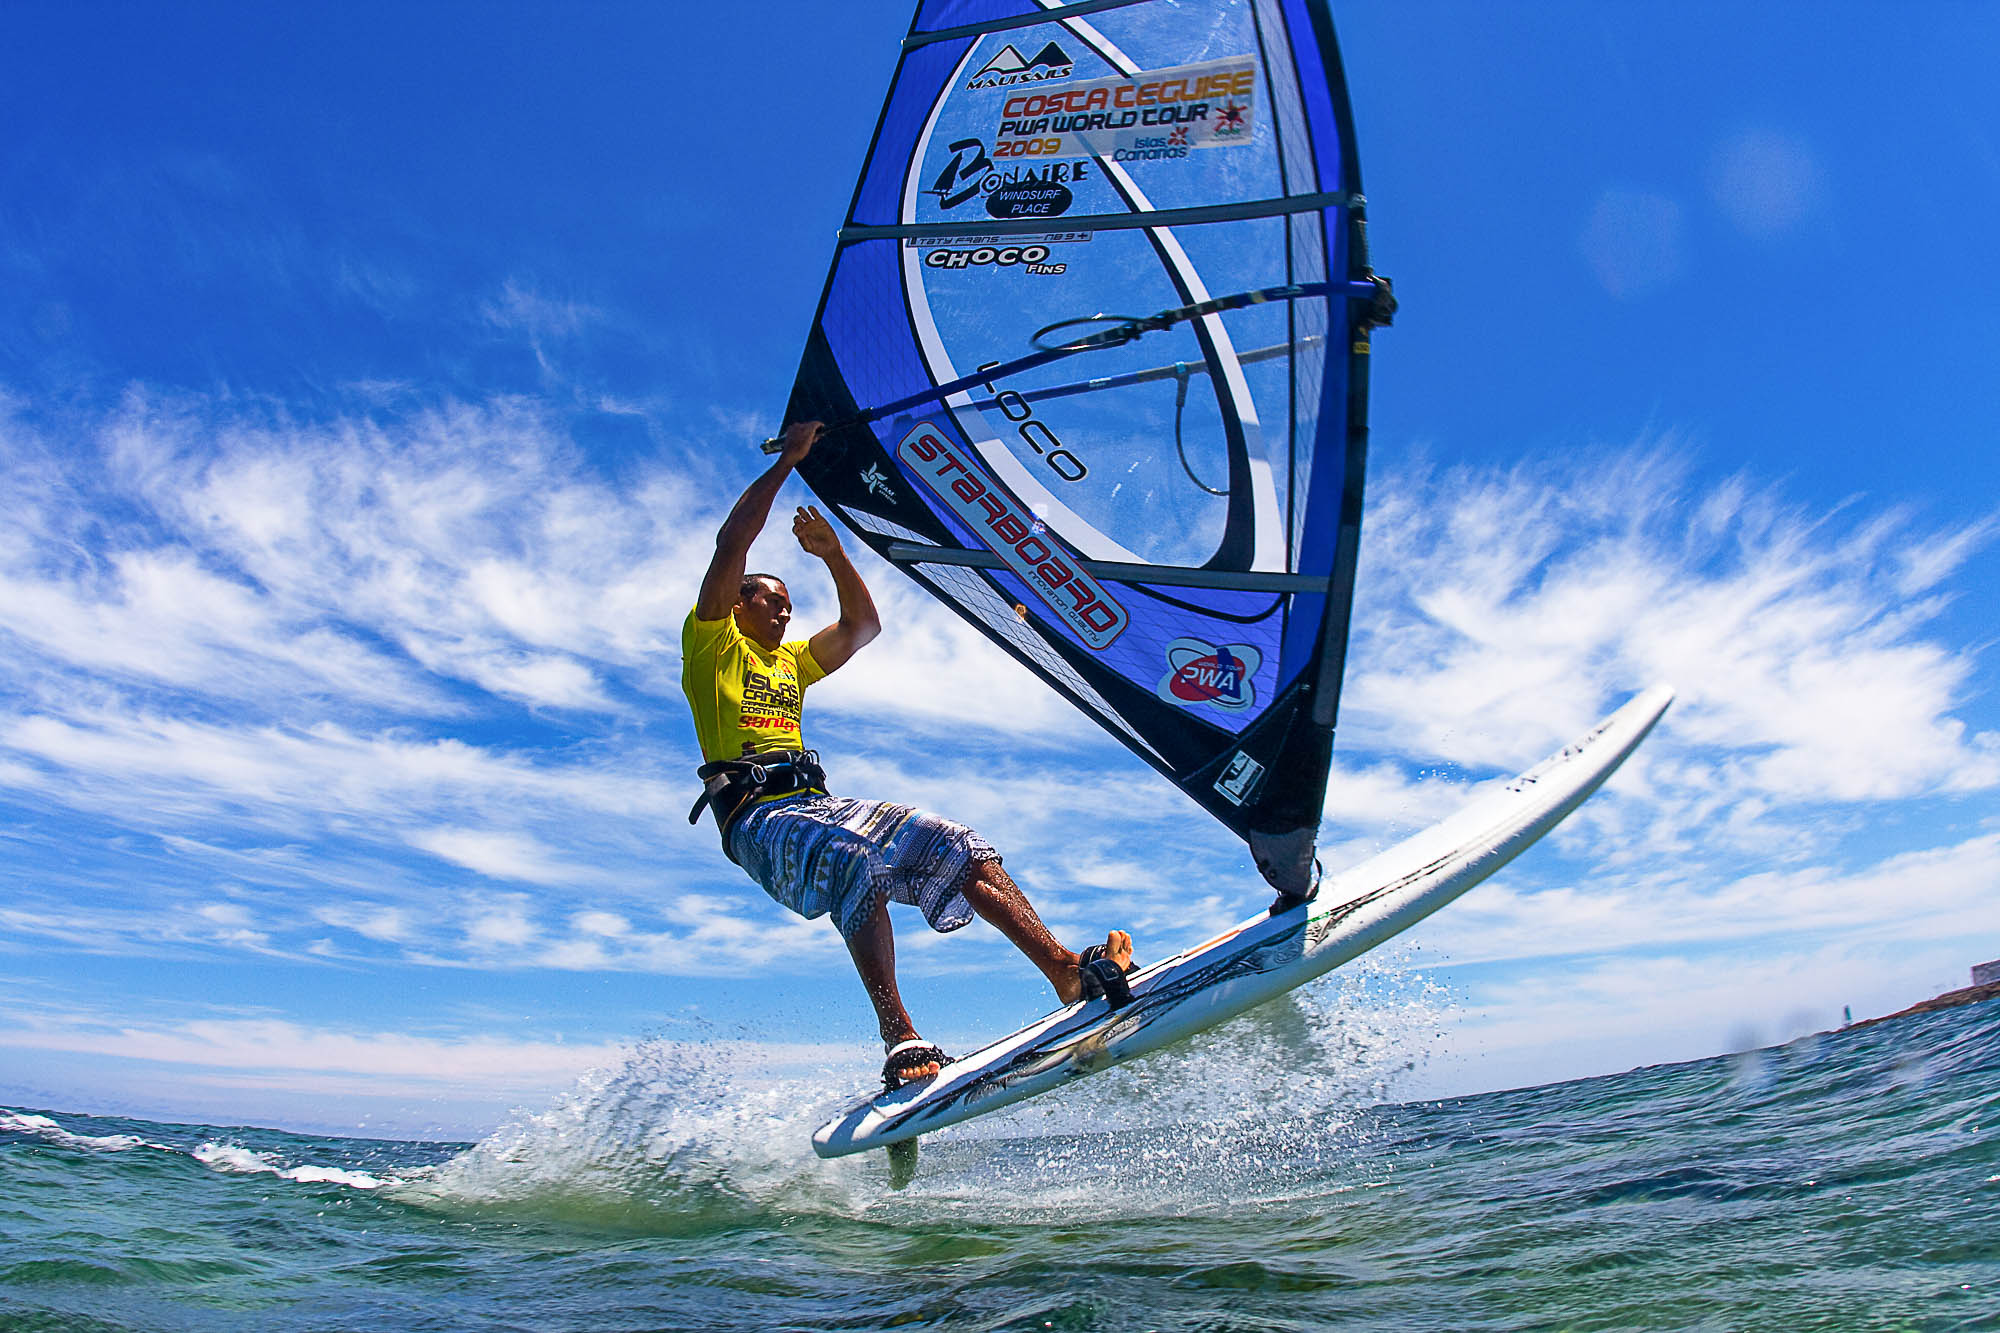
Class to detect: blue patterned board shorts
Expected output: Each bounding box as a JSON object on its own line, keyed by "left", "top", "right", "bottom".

{"left": 729, "top": 794, "right": 996, "bottom": 942}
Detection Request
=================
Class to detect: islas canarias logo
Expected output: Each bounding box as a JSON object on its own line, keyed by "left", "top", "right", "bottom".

{"left": 1155, "top": 637, "right": 1263, "bottom": 713}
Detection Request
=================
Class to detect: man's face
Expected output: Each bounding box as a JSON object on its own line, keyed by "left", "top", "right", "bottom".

{"left": 734, "top": 578, "right": 792, "bottom": 649}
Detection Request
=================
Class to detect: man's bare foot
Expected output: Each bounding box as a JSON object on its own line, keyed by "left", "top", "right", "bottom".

{"left": 1053, "top": 929, "right": 1134, "bottom": 1004}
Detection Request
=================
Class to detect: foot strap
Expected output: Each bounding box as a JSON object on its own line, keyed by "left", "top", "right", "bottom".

{"left": 1077, "top": 944, "right": 1135, "bottom": 1010}
{"left": 882, "top": 1039, "right": 949, "bottom": 1090}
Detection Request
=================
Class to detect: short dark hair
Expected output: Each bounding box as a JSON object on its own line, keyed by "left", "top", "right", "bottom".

{"left": 740, "top": 573, "right": 785, "bottom": 602}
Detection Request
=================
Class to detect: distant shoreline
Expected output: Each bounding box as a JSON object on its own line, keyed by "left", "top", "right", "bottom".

{"left": 1846, "top": 979, "right": 2000, "bottom": 1031}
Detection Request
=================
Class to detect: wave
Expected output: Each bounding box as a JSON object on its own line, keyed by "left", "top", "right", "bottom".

{"left": 0, "top": 1108, "right": 429, "bottom": 1193}
{"left": 0, "top": 952, "right": 1452, "bottom": 1233}
{"left": 0, "top": 1110, "right": 169, "bottom": 1155}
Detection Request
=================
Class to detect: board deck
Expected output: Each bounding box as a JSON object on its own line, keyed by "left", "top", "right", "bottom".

{"left": 812, "top": 685, "right": 1674, "bottom": 1158}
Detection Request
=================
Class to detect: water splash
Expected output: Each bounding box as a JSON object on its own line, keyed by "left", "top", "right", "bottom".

{"left": 2, "top": 946, "right": 1454, "bottom": 1233}
{"left": 392, "top": 1034, "right": 871, "bottom": 1229}
{"left": 893, "top": 947, "right": 1453, "bottom": 1217}
{"left": 391, "top": 951, "right": 1452, "bottom": 1229}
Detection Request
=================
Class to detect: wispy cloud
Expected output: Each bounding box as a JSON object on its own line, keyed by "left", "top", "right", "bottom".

{"left": 1346, "top": 447, "right": 1999, "bottom": 810}
{"left": 1418, "top": 830, "right": 2000, "bottom": 971}
{"left": 1422, "top": 928, "right": 1994, "bottom": 1102}
{"left": 411, "top": 827, "right": 595, "bottom": 887}
{"left": 0, "top": 1009, "right": 624, "bottom": 1096}
{"left": 479, "top": 278, "right": 599, "bottom": 342}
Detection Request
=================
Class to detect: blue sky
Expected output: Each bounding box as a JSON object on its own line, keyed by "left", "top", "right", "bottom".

{"left": 2, "top": 1, "right": 1996, "bottom": 1140}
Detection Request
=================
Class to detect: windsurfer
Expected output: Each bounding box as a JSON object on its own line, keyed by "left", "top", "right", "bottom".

{"left": 681, "top": 419, "right": 1137, "bottom": 1087}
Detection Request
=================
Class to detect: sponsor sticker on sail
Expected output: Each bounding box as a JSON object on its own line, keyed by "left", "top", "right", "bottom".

{"left": 1156, "top": 637, "right": 1262, "bottom": 712}
{"left": 896, "top": 423, "right": 1127, "bottom": 649}
{"left": 966, "top": 41, "right": 1075, "bottom": 90}
{"left": 991, "top": 55, "right": 1257, "bottom": 161}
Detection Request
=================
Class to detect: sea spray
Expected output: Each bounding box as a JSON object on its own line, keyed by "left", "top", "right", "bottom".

{"left": 887, "top": 947, "right": 1454, "bottom": 1216}
{"left": 393, "top": 1033, "right": 870, "bottom": 1229}
{"left": 390, "top": 948, "right": 1452, "bottom": 1228}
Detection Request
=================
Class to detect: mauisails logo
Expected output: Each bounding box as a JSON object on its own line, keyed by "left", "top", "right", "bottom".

{"left": 1155, "top": 637, "right": 1263, "bottom": 712}
{"left": 968, "top": 41, "right": 1074, "bottom": 90}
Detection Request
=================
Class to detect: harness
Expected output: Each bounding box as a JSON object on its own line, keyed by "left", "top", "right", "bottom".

{"left": 687, "top": 749, "right": 828, "bottom": 863}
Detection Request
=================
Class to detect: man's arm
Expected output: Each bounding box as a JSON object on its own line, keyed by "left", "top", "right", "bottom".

{"left": 694, "top": 420, "right": 823, "bottom": 621}
{"left": 794, "top": 504, "right": 881, "bottom": 673}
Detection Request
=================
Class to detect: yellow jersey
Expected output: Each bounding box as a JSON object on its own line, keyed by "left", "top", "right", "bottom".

{"left": 681, "top": 610, "right": 828, "bottom": 762}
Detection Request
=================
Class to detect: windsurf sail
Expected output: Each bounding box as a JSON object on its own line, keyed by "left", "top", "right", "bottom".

{"left": 782, "top": 0, "right": 1391, "bottom": 899}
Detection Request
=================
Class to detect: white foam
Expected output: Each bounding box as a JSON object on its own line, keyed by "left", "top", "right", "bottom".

{"left": 191, "top": 1140, "right": 388, "bottom": 1189}
{"left": 1, "top": 1108, "right": 162, "bottom": 1153}
{"left": 4, "top": 1108, "right": 399, "bottom": 1192}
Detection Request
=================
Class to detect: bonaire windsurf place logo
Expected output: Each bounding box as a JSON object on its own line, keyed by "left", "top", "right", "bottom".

{"left": 968, "top": 41, "right": 1074, "bottom": 90}
{"left": 923, "top": 144, "right": 1091, "bottom": 222}
{"left": 1156, "top": 637, "right": 1262, "bottom": 712}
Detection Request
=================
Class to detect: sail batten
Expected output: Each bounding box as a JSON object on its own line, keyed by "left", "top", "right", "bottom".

{"left": 904, "top": 0, "right": 1156, "bottom": 51}
{"left": 784, "top": 0, "right": 1386, "bottom": 898}
{"left": 840, "top": 191, "right": 1357, "bottom": 241}
{"left": 883, "top": 543, "right": 1330, "bottom": 593}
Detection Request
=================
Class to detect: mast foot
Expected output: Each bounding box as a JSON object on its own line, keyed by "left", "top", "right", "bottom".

{"left": 1267, "top": 889, "right": 1316, "bottom": 917}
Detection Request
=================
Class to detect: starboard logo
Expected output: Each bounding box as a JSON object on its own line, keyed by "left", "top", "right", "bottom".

{"left": 1155, "top": 637, "right": 1263, "bottom": 712}
{"left": 968, "top": 41, "right": 1074, "bottom": 90}
{"left": 895, "top": 422, "right": 1127, "bottom": 649}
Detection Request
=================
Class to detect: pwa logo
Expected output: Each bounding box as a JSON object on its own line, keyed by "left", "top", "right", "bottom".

{"left": 968, "top": 41, "right": 1074, "bottom": 89}
{"left": 1155, "top": 637, "right": 1262, "bottom": 712}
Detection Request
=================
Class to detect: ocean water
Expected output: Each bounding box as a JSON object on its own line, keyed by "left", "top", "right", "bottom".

{"left": 3, "top": 990, "right": 1996, "bottom": 1332}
